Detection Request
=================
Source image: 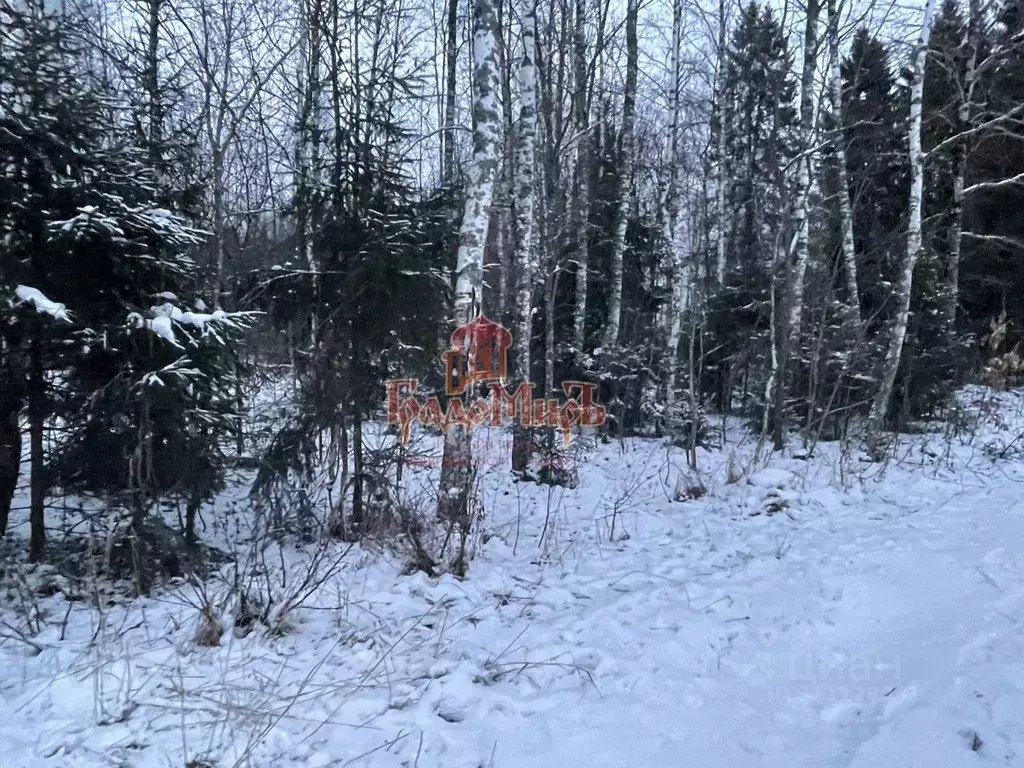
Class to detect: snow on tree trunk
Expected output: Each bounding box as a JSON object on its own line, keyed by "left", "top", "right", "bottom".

{"left": 511, "top": 0, "right": 539, "bottom": 474}
{"left": 571, "top": 0, "right": 591, "bottom": 357}
{"left": 826, "top": 0, "right": 861, "bottom": 322}
{"left": 601, "top": 0, "right": 637, "bottom": 349}
{"left": 867, "top": 0, "right": 937, "bottom": 450}
{"left": 437, "top": 0, "right": 502, "bottom": 525}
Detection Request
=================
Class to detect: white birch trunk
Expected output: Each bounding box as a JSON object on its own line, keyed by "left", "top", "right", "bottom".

{"left": 787, "top": 0, "right": 820, "bottom": 345}
{"left": 571, "top": 0, "right": 591, "bottom": 357}
{"left": 944, "top": 0, "right": 979, "bottom": 340}
{"left": 295, "top": 0, "right": 322, "bottom": 340}
{"left": 766, "top": 0, "right": 819, "bottom": 449}
{"left": 826, "top": 0, "right": 860, "bottom": 321}
{"left": 713, "top": 0, "right": 728, "bottom": 286}
{"left": 867, "top": 0, "right": 937, "bottom": 448}
{"left": 662, "top": 0, "right": 686, "bottom": 405}
{"left": 601, "top": 0, "right": 638, "bottom": 349}
{"left": 437, "top": 0, "right": 503, "bottom": 524}
{"left": 511, "top": 0, "right": 539, "bottom": 472}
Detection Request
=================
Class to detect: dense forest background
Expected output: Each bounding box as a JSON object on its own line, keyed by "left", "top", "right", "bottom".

{"left": 3, "top": 0, "right": 1024, "bottom": 586}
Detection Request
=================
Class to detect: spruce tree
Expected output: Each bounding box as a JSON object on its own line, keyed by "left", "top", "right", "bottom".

{"left": 704, "top": 2, "right": 797, "bottom": 416}
{"left": 0, "top": 2, "right": 249, "bottom": 581}
{"left": 841, "top": 29, "right": 909, "bottom": 337}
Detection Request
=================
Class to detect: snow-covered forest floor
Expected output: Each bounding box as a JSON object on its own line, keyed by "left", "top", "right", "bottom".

{"left": 4, "top": 386, "right": 1024, "bottom": 767}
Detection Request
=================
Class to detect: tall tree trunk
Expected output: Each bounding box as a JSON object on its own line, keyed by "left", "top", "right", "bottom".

{"left": 511, "top": 0, "right": 539, "bottom": 473}
{"left": 145, "top": 0, "right": 164, "bottom": 170}
{"left": 768, "top": 0, "right": 819, "bottom": 450}
{"left": 28, "top": 339, "right": 45, "bottom": 562}
{"left": 437, "top": 0, "right": 502, "bottom": 525}
{"left": 570, "top": 0, "right": 591, "bottom": 357}
{"left": 826, "top": 0, "right": 861, "bottom": 322}
{"left": 867, "top": 0, "right": 937, "bottom": 449}
{"left": 601, "top": 0, "right": 637, "bottom": 349}
{"left": 0, "top": 403, "right": 18, "bottom": 537}
{"left": 943, "top": 0, "right": 979, "bottom": 345}
{"left": 713, "top": 0, "right": 728, "bottom": 286}
{"left": 296, "top": 0, "right": 323, "bottom": 342}
{"left": 662, "top": 0, "right": 686, "bottom": 405}
{"left": 443, "top": 0, "right": 459, "bottom": 188}
{"left": 787, "top": 0, "right": 820, "bottom": 345}
{"left": 495, "top": 0, "right": 516, "bottom": 321}
{"left": 210, "top": 149, "right": 227, "bottom": 306}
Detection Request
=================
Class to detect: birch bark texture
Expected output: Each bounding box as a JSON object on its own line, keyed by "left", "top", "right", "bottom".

{"left": 601, "top": 0, "right": 637, "bottom": 349}
{"left": 713, "top": 0, "right": 728, "bottom": 286}
{"left": 571, "top": 0, "right": 591, "bottom": 356}
{"left": 942, "top": 0, "right": 980, "bottom": 342}
{"left": 867, "top": 0, "right": 938, "bottom": 449}
{"left": 661, "top": 0, "right": 686, "bottom": 405}
{"left": 511, "top": 0, "right": 539, "bottom": 473}
{"left": 787, "top": 0, "right": 820, "bottom": 346}
{"left": 826, "top": 0, "right": 861, "bottom": 322}
{"left": 437, "top": 0, "right": 503, "bottom": 523}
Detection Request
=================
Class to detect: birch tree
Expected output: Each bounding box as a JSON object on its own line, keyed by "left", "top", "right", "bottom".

{"left": 940, "top": 0, "right": 980, "bottom": 344}
{"left": 786, "top": 0, "right": 820, "bottom": 345}
{"left": 826, "top": 0, "right": 860, "bottom": 322}
{"left": 867, "top": 0, "right": 938, "bottom": 449}
{"left": 601, "top": 0, "right": 637, "bottom": 349}
{"left": 713, "top": 0, "right": 729, "bottom": 286}
{"left": 571, "top": 0, "right": 591, "bottom": 356}
{"left": 294, "top": 0, "right": 324, "bottom": 330}
{"left": 766, "top": 0, "right": 818, "bottom": 450}
{"left": 661, "top": 0, "right": 686, "bottom": 404}
{"left": 437, "top": 0, "right": 502, "bottom": 528}
{"left": 511, "top": 0, "right": 539, "bottom": 473}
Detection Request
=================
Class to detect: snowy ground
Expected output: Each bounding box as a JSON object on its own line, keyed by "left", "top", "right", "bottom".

{"left": 4, "top": 388, "right": 1024, "bottom": 767}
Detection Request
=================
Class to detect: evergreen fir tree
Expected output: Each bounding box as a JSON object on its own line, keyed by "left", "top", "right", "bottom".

{"left": 841, "top": 28, "right": 909, "bottom": 335}
{"left": 704, "top": 2, "right": 797, "bottom": 415}
{"left": 0, "top": 2, "right": 250, "bottom": 582}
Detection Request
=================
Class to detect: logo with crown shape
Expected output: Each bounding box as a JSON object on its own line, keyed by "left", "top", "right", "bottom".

{"left": 385, "top": 315, "right": 605, "bottom": 444}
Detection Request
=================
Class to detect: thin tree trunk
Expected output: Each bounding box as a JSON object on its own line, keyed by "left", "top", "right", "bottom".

{"left": 601, "top": 0, "right": 637, "bottom": 348}
{"left": 826, "top": 0, "right": 861, "bottom": 321}
{"left": 495, "top": 0, "right": 515, "bottom": 320}
{"left": 713, "top": 0, "right": 728, "bottom": 286}
{"left": 571, "top": 0, "right": 590, "bottom": 357}
{"left": 662, "top": 0, "right": 685, "bottom": 405}
{"left": 296, "top": 0, "right": 323, "bottom": 344}
{"left": 769, "top": 0, "right": 819, "bottom": 450}
{"left": 511, "top": 0, "right": 539, "bottom": 473}
{"left": 145, "top": 0, "right": 164, "bottom": 171}
{"left": 787, "top": 0, "right": 820, "bottom": 345}
{"left": 437, "top": 0, "right": 502, "bottom": 525}
{"left": 867, "top": 0, "right": 937, "bottom": 449}
{"left": 943, "top": 0, "right": 979, "bottom": 344}
{"left": 28, "top": 339, "right": 45, "bottom": 562}
{"left": 0, "top": 404, "right": 18, "bottom": 537}
{"left": 210, "top": 150, "right": 227, "bottom": 306}
{"left": 443, "top": 0, "right": 459, "bottom": 188}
